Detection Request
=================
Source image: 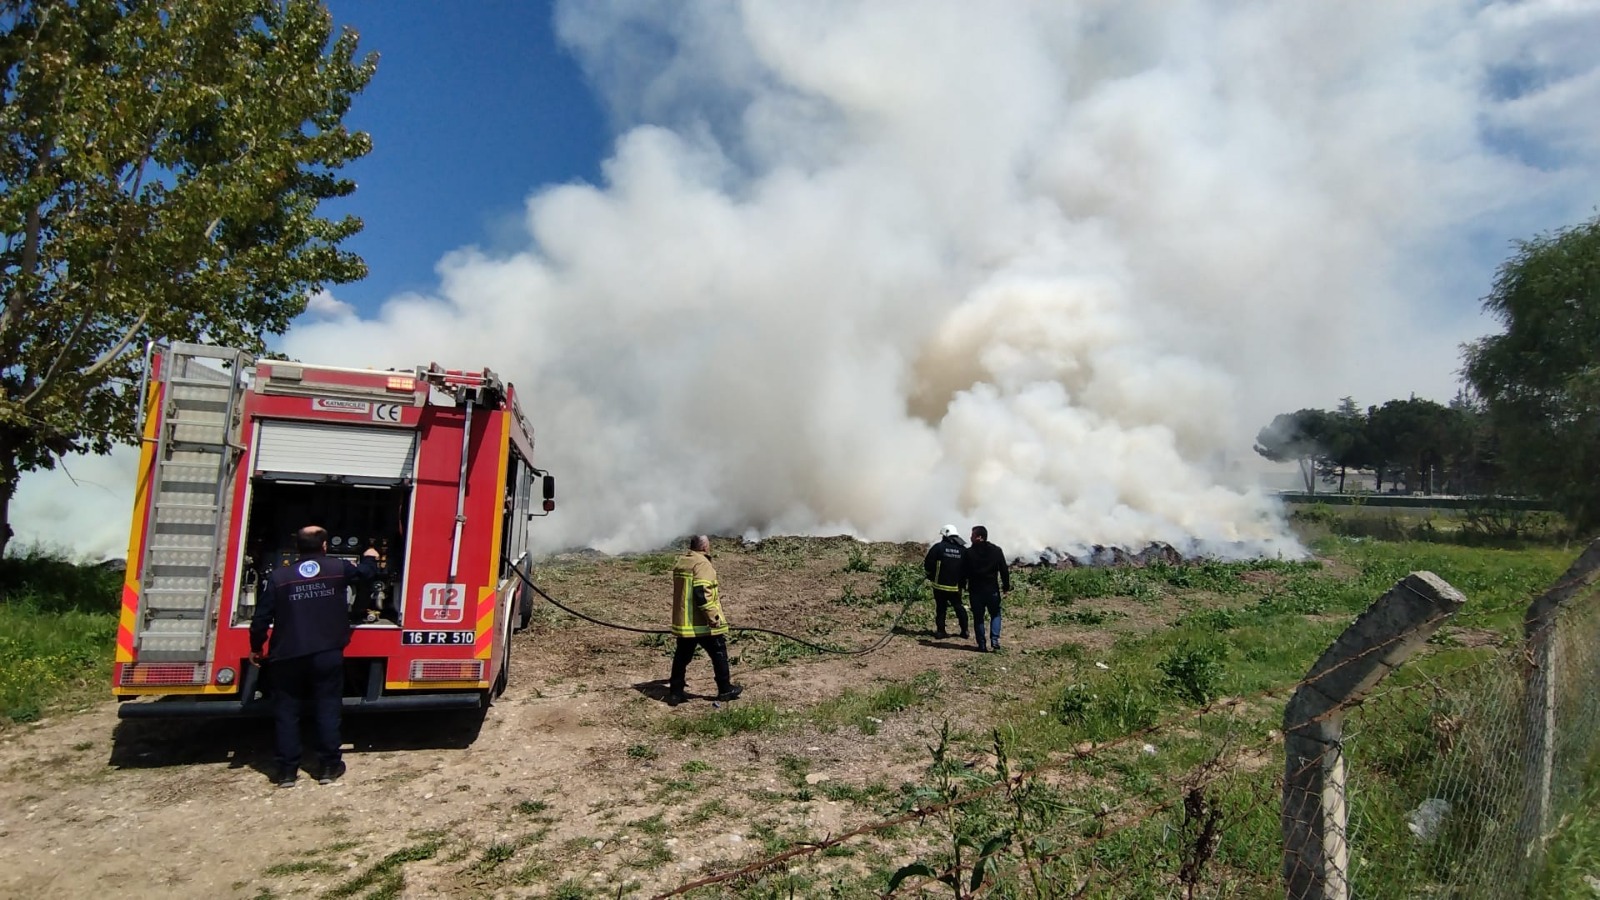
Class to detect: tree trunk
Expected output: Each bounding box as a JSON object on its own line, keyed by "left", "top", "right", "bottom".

{"left": 0, "top": 472, "right": 14, "bottom": 561}
{"left": 1338, "top": 466, "right": 1347, "bottom": 494}
{"left": 0, "top": 429, "right": 15, "bottom": 559}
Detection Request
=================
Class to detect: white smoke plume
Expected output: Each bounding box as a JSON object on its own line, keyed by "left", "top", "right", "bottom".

{"left": 14, "top": 0, "right": 1600, "bottom": 560}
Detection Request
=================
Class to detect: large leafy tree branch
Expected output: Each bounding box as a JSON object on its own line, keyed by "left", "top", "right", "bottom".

{"left": 1464, "top": 212, "right": 1600, "bottom": 530}
{"left": 0, "top": 0, "right": 374, "bottom": 552}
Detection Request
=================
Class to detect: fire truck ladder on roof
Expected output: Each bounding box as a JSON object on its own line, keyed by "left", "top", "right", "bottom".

{"left": 134, "top": 342, "right": 254, "bottom": 662}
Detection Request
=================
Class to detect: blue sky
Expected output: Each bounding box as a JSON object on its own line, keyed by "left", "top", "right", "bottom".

{"left": 321, "top": 1, "right": 608, "bottom": 313}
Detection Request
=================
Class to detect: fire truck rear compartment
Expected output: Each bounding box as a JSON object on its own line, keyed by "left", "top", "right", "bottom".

{"left": 238, "top": 479, "right": 409, "bottom": 627}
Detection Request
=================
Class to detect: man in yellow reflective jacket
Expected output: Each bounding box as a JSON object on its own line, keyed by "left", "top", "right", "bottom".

{"left": 667, "top": 535, "right": 742, "bottom": 705}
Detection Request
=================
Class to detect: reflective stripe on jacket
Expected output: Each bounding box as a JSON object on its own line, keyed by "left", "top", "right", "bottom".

{"left": 671, "top": 550, "right": 727, "bottom": 637}
{"left": 924, "top": 538, "right": 966, "bottom": 591}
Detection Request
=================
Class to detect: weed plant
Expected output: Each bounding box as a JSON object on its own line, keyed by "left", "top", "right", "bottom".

{"left": 844, "top": 543, "right": 873, "bottom": 572}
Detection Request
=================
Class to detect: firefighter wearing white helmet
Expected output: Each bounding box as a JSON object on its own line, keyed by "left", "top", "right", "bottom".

{"left": 923, "top": 524, "right": 970, "bottom": 640}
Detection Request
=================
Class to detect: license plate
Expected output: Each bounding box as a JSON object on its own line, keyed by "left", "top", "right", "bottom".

{"left": 401, "top": 630, "right": 475, "bottom": 645}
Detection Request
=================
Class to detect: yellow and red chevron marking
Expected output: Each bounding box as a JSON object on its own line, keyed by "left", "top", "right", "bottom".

{"left": 476, "top": 411, "right": 511, "bottom": 663}
{"left": 475, "top": 587, "right": 496, "bottom": 660}
{"left": 115, "top": 584, "right": 139, "bottom": 663}
{"left": 117, "top": 375, "right": 163, "bottom": 668}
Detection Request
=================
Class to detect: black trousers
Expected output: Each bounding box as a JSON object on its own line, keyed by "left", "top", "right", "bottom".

{"left": 669, "top": 634, "right": 732, "bottom": 694}
{"left": 270, "top": 648, "right": 344, "bottom": 772}
{"left": 933, "top": 587, "right": 968, "bottom": 635}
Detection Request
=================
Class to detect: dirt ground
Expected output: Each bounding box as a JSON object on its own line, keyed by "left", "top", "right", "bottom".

{"left": 0, "top": 537, "right": 1189, "bottom": 899}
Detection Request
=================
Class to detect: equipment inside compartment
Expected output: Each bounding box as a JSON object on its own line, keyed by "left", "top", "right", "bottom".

{"left": 233, "top": 480, "right": 410, "bottom": 626}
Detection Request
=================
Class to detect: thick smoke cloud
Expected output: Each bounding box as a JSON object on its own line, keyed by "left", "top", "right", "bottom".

{"left": 14, "top": 0, "right": 1600, "bottom": 560}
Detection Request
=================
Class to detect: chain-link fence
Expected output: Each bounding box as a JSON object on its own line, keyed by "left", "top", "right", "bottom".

{"left": 1332, "top": 546, "right": 1600, "bottom": 898}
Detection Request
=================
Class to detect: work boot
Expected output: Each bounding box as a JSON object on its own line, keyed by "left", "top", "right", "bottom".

{"left": 958, "top": 630, "right": 969, "bottom": 639}
{"left": 665, "top": 691, "right": 690, "bottom": 706}
{"left": 934, "top": 629, "right": 949, "bottom": 640}
{"left": 715, "top": 685, "right": 743, "bottom": 702}
{"left": 318, "top": 760, "right": 347, "bottom": 785}
{"left": 275, "top": 768, "right": 298, "bottom": 788}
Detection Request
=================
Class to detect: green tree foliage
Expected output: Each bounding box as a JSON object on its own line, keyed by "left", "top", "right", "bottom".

{"left": 1321, "top": 396, "right": 1373, "bottom": 492}
{"left": 1254, "top": 408, "right": 1340, "bottom": 492}
{"left": 0, "top": 0, "right": 374, "bottom": 554}
{"left": 1365, "top": 397, "right": 1457, "bottom": 494}
{"left": 1464, "top": 213, "right": 1600, "bottom": 529}
{"left": 1257, "top": 395, "right": 1497, "bottom": 495}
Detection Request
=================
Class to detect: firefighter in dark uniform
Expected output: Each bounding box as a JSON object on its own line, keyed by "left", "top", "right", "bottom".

{"left": 964, "top": 525, "right": 1011, "bottom": 653}
{"left": 666, "top": 535, "right": 742, "bottom": 705}
{"left": 250, "top": 525, "right": 379, "bottom": 787}
{"left": 923, "top": 524, "right": 970, "bottom": 640}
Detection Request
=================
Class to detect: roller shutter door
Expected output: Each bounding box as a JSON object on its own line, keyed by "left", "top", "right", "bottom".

{"left": 255, "top": 422, "right": 417, "bottom": 479}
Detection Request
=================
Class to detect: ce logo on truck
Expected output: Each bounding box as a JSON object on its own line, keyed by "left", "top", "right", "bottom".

{"left": 371, "top": 403, "right": 402, "bottom": 424}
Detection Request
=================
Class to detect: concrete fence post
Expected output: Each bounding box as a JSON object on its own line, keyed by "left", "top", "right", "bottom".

{"left": 1282, "top": 571, "right": 1466, "bottom": 900}
{"left": 1518, "top": 539, "right": 1600, "bottom": 878}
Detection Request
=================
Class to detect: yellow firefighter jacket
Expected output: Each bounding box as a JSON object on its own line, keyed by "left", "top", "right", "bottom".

{"left": 671, "top": 550, "right": 727, "bottom": 638}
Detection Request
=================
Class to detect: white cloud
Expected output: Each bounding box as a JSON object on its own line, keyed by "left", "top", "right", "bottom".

{"left": 16, "top": 0, "right": 1600, "bottom": 561}
{"left": 304, "top": 288, "right": 355, "bottom": 320}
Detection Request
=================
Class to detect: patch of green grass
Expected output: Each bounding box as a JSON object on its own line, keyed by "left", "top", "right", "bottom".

{"left": 681, "top": 759, "right": 713, "bottom": 774}
{"left": 818, "top": 779, "right": 893, "bottom": 806}
{"left": 0, "top": 549, "right": 119, "bottom": 725}
{"left": 1051, "top": 675, "right": 1163, "bottom": 741}
{"left": 1156, "top": 640, "right": 1227, "bottom": 706}
{"left": 658, "top": 700, "right": 782, "bottom": 739}
{"left": 1047, "top": 607, "right": 1122, "bottom": 627}
{"left": 809, "top": 677, "right": 935, "bottom": 734}
{"left": 735, "top": 629, "right": 823, "bottom": 666}
{"left": 875, "top": 563, "right": 928, "bottom": 608}
{"left": 1532, "top": 745, "right": 1600, "bottom": 897}
{"left": 514, "top": 799, "right": 550, "bottom": 815}
{"left": 472, "top": 841, "right": 517, "bottom": 874}
{"left": 322, "top": 837, "right": 441, "bottom": 899}
{"left": 682, "top": 797, "right": 730, "bottom": 826}
{"left": 626, "top": 743, "right": 658, "bottom": 760}
{"left": 261, "top": 860, "right": 341, "bottom": 877}
{"left": 843, "top": 543, "right": 873, "bottom": 573}
{"left": 631, "top": 553, "right": 677, "bottom": 576}
{"left": 631, "top": 812, "right": 668, "bottom": 835}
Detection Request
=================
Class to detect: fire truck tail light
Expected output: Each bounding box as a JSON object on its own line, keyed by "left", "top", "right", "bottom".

{"left": 386, "top": 376, "right": 415, "bottom": 392}
{"left": 542, "top": 499, "right": 555, "bottom": 512}
{"left": 121, "top": 663, "right": 208, "bottom": 686}
{"left": 410, "top": 660, "right": 485, "bottom": 682}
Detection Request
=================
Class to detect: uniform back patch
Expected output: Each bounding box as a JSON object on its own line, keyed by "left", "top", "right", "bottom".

{"left": 297, "top": 560, "right": 322, "bottom": 578}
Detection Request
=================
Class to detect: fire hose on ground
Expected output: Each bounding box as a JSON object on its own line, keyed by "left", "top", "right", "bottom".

{"left": 508, "top": 565, "right": 915, "bottom": 656}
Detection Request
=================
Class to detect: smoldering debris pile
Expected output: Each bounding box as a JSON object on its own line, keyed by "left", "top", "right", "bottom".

{"left": 1031, "top": 542, "right": 1194, "bottom": 569}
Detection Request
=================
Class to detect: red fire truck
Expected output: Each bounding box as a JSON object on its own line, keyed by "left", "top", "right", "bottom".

{"left": 113, "top": 341, "right": 554, "bottom": 717}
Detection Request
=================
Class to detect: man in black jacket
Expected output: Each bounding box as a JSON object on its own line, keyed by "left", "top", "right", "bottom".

{"left": 923, "top": 525, "right": 969, "bottom": 640}
{"left": 964, "top": 525, "right": 1011, "bottom": 652}
{"left": 250, "top": 525, "right": 379, "bottom": 787}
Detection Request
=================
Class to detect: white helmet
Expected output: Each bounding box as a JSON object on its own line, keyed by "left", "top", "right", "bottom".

{"left": 940, "top": 524, "right": 959, "bottom": 538}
